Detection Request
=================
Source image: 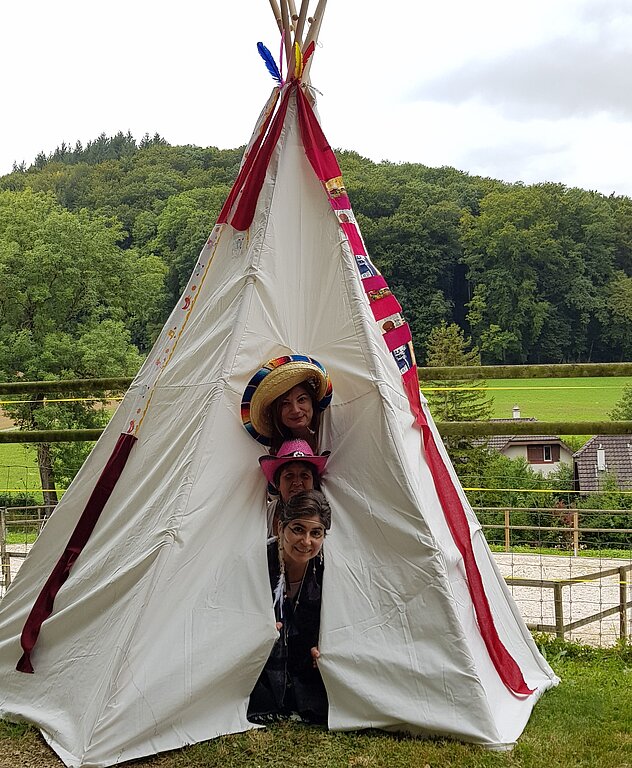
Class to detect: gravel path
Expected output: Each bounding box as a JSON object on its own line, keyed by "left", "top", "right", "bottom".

{"left": 494, "top": 552, "right": 632, "bottom": 646}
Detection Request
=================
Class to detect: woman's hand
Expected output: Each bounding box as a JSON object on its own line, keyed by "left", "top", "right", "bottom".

{"left": 310, "top": 646, "right": 320, "bottom": 668}
{"left": 276, "top": 621, "right": 283, "bottom": 632}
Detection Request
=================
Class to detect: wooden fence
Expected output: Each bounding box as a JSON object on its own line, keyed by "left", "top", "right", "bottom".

{"left": 477, "top": 506, "right": 632, "bottom": 557}
{"left": 3, "top": 362, "right": 632, "bottom": 442}
{"left": 0, "top": 507, "right": 52, "bottom": 594}
{"left": 506, "top": 564, "right": 632, "bottom": 641}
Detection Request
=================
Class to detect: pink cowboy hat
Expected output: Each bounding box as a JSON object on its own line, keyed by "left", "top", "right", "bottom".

{"left": 259, "top": 439, "right": 330, "bottom": 486}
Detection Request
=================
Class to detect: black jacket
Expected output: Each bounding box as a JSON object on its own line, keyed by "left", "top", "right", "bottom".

{"left": 247, "top": 541, "right": 328, "bottom": 723}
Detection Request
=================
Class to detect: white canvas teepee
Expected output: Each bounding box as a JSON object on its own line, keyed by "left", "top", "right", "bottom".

{"left": 0, "top": 4, "right": 558, "bottom": 766}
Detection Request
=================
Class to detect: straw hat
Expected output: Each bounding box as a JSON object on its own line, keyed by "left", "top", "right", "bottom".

{"left": 241, "top": 354, "right": 333, "bottom": 445}
{"left": 258, "top": 439, "right": 330, "bottom": 485}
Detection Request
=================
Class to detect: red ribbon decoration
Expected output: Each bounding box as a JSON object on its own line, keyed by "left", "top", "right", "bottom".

{"left": 17, "top": 432, "right": 137, "bottom": 673}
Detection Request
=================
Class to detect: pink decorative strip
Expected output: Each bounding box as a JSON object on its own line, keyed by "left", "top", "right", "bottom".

{"left": 330, "top": 195, "right": 352, "bottom": 211}
{"left": 362, "top": 275, "right": 388, "bottom": 292}
{"left": 340, "top": 223, "right": 366, "bottom": 255}
{"left": 384, "top": 323, "right": 412, "bottom": 352}
{"left": 369, "top": 294, "right": 402, "bottom": 321}
{"left": 296, "top": 84, "right": 533, "bottom": 697}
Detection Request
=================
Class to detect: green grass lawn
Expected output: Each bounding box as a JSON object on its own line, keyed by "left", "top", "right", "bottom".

{"left": 421, "top": 376, "right": 632, "bottom": 422}
{"left": 0, "top": 640, "right": 629, "bottom": 768}
{"left": 485, "top": 376, "right": 632, "bottom": 422}
{"left": 0, "top": 443, "right": 41, "bottom": 501}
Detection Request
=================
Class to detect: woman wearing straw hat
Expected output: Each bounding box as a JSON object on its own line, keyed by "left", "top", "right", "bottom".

{"left": 241, "top": 355, "right": 333, "bottom": 455}
{"left": 247, "top": 489, "right": 331, "bottom": 725}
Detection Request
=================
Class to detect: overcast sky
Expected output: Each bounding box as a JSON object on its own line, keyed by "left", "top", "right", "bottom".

{"left": 3, "top": 0, "right": 632, "bottom": 196}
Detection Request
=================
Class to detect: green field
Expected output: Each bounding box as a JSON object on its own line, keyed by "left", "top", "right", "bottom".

{"left": 1, "top": 641, "right": 630, "bottom": 768}
{"left": 422, "top": 376, "right": 632, "bottom": 422}
{"left": 0, "top": 443, "right": 42, "bottom": 500}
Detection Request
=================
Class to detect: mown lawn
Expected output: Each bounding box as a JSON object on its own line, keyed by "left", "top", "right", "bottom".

{"left": 0, "top": 641, "right": 630, "bottom": 768}
{"left": 0, "top": 443, "right": 41, "bottom": 501}
{"left": 486, "top": 376, "right": 632, "bottom": 422}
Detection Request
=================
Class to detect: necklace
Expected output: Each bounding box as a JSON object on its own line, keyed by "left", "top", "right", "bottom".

{"left": 287, "top": 564, "right": 308, "bottom": 609}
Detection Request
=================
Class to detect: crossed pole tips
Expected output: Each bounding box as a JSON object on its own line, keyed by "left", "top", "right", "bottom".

{"left": 267, "top": 0, "right": 328, "bottom": 84}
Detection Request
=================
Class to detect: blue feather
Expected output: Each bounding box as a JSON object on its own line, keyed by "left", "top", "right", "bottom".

{"left": 257, "top": 42, "right": 282, "bottom": 84}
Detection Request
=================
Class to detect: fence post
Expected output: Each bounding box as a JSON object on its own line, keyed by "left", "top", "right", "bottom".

{"left": 504, "top": 508, "right": 510, "bottom": 551}
{"left": 620, "top": 566, "right": 629, "bottom": 642}
{"left": 573, "top": 510, "right": 579, "bottom": 557}
{"left": 553, "top": 583, "right": 565, "bottom": 639}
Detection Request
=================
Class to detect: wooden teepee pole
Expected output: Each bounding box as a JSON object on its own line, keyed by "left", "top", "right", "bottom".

{"left": 302, "top": 0, "right": 327, "bottom": 82}
{"left": 279, "top": 0, "right": 293, "bottom": 71}
{"left": 267, "top": 0, "right": 283, "bottom": 34}
{"left": 293, "top": 0, "right": 310, "bottom": 50}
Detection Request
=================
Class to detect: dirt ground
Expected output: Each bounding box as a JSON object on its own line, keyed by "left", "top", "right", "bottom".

{"left": 0, "top": 414, "right": 14, "bottom": 430}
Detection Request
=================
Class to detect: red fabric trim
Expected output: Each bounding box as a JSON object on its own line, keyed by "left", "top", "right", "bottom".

{"left": 402, "top": 373, "right": 533, "bottom": 695}
{"left": 296, "top": 86, "right": 341, "bottom": 182}
{"left": 383, "top": 323, "right": 412, "bottom": 351}
{"left": 231, "top": 89, "right": 292, "bottom": 231}
{"left": 298, "top": 88, "right": 533, "bottom": 697}
{"left": 16, "top": 432, "right": 137, "bottom": 673}
{"left": 340, "top": 223, "right": 366, "bottom": 256}
{"left": 362, "top": 275, "right": 388, "bottom": 292}
{"left": 370, "top": 294, "right": 402, "bottom": 321}
{"left": 217, "top": 90, "right": 280, "bottom": 225}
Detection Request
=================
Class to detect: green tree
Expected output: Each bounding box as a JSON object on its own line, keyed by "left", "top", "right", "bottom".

{"left": 609, "top": 383, "right": 632, "bottom": 421}
{"left": 425, "top": 321, "right": 493, "bottom": 477}
{"left": 600, "top": 271, "right": 632, "bottom": 360}
{"left": 149, "top": 186, "right": 230, "bottom": 306}
{"left": 0, "top": 189, "right": 144, "bottom": 503}
{"left": 462, "top": 184, "right": 617, "bottom": 363}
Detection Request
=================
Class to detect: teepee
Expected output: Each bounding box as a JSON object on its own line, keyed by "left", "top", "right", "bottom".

{"left": 0, "top": 2, "right": 557, "bottom": 766}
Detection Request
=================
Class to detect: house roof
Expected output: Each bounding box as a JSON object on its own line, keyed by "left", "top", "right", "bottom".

{"left": 477, "top": 418, "right": 573, "bottom": 455}
{"left": 573, "top": 434, "right": 632, "bottom": 492}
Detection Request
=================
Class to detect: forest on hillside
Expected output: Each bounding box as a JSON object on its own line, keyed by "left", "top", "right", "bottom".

{"left": 2, "top": 130, "right": 632, "bottom": 375}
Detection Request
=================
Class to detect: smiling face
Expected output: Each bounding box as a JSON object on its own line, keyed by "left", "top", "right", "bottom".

{"left": 280, "top": 515, "right": 326, "bottom": 572}
{"left": 278, "top": 384, "right": 314, "bottom": 438}
{"left": 277, "top": 461, "right": 315, "bottom": 503}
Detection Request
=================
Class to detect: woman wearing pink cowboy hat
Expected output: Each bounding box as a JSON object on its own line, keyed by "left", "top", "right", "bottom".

{"left": 259, "top": 438, "right": 330, "bottom": 537}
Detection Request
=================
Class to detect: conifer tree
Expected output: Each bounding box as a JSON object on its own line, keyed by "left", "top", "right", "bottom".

{"left": 609, "top": 384, "right": 632, "bottom": 421}
{"left": 425, "top": 321, "right": 493, "bottom": 480}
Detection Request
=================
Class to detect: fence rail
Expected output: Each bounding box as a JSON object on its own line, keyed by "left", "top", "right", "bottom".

{"left": 506, "top": 564, "right": 632, "bottom": 640}
{"left": 476, "top": 506, "right": 632, "bottom": 556}
{"left": 3, "top": 368, "right": 632, "bottom": 441}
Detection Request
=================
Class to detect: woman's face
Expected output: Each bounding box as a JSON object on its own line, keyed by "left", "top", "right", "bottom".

{"left": 280, "top": 515, "right": 325, "bottom": 569}
{"left": 278, "top": 384, "right": 314, "bottom": 435}
{"left": 277, "top": 461, "right": 315, "bottom": 503}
